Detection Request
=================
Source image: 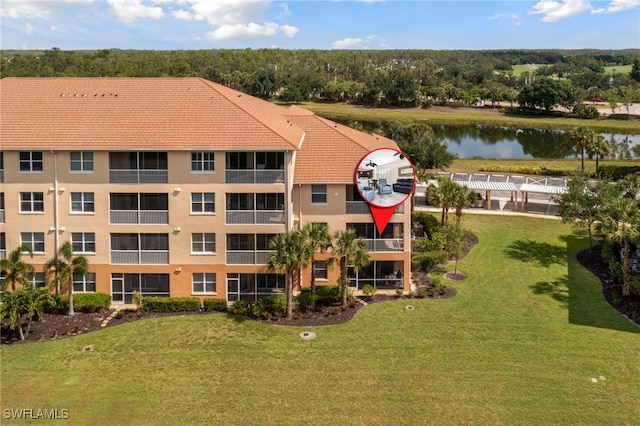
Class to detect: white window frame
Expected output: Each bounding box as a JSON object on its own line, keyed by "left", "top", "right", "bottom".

{"left": 73, "top": 272, "right": 96, "bottom": 292}
{"left": 21, "top": 232, "right": 45, "bottom": 253}
{"left": 27, "top": 272, "right": 46, "bottom": 288}
{"left": 191, "top": 193, "right": 215, "bottom": 214}
{"left": 20, "top": 192, "right": 44, "bottom": 213}
{"left": 71, "top": 232, "right": 96, "bottom": 254}
{"left": 191, "top": 152, "right": 215, "bottom": 173}
{"left": 314, "top": 260, "right": 328, "bottom": 280}
{"left": 19, "top": 151, "right": 43, "bottom": 173}
{"left": 192, "top": 273, "right": 216, "bottom": 294}
{"left": 311, "top": 184, "right": 327, "bottom": 204}
{"left": 70, "top": 151, "right": 94, "bottom": 173}
{"left": 71, "top": 192, "right": 95, "bottom": 213}
{"left": 191, "top": 233, "right": 216, "bottom": 254}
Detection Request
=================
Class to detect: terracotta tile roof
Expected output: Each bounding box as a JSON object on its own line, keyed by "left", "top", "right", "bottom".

{"left": 0, "top": 77, "right": 398, "bottom": 183}
{"left": 285, "top": 106, "right": 398, "bottom": 183}
{"left": 0, "top": 77, "right": 304, "bottom": 151}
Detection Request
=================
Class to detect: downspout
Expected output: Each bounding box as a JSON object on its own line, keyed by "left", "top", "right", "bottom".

{"left": 52, "top": 150, "right": 60, "bottom": 294}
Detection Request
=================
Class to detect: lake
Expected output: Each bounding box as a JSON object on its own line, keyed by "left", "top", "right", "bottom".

{"left": 431, "top": 124, "right": 640, "bottom": 160}
{"left": 354, "top": 121, "right": 640, "bottom": 159}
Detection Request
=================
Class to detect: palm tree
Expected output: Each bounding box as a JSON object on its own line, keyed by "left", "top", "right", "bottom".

{"left": 0, "top": 244, "right": 35, "bottom": 292}
{"left": 427, "top": 177, "right": 460, "bottom": 227}
{"left": 569, "top": 126, "right": 597, "bottom": 172}
{"left": 586, "top": 134, "right": 610, "bottom": 175}
{"left": 329, "top": 229, "right": 371, "bottom": 307}
{"left": 45, "top": 241, "right": 91, "bottom": 316}
{"left": 595, "top": 197, "right": 640, "bottom": 296}
{"left": 451, "top": 184, "right": 476, "bottom": 226}
{"left": 301, "top": 223, "right": 333, "bottom": 294}
{"left": 268, "top": 231, "right": 313, "bottom": 317}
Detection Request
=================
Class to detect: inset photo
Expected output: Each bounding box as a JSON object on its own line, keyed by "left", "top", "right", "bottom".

{"left": 355, "top": 148, "right": 416, "bottom": 208}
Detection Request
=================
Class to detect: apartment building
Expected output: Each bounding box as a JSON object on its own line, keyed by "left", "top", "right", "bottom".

{"left": 0, "top": 77, "right": 412, "bottom": 304}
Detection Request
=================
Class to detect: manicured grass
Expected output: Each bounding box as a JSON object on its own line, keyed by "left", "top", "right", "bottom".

{"left": 445, "top": 158, "right": 638, "bottom": 176}
{"left": 2, "top": 215, "right": 639, "bottom": 425}
{"left": 512, "top": 64, "right": 540, "bottom": 76}
{"left": 299, "top": 102, "right": 640, "bottom": 134}
{"left": 604, "top": 64, "right": 632, "bottom": 75}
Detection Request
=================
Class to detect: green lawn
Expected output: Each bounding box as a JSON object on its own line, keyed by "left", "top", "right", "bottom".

{"left": 1, "top": 215, "right": 639, "bottom": 425}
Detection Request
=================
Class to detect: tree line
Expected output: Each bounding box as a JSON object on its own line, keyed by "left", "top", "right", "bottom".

{"left": 1, "top": 47, "right": 639, "bottom": 112}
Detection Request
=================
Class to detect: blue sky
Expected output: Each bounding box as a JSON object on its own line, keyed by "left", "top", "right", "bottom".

{"left": 1, "top": 1, "right": 638, "bottom": 51}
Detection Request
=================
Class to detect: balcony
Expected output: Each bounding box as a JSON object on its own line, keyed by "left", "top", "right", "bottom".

{"left": 225, "top": 170, "right": 284, "bottom": 184}
{"left": 226, "top": 250, "right": 272, "bottom": 265}
{"left": 0, "top": 249, "right": 5, "bottom": 260}
{"left": 109, "top": 170, "right": 168, "bottom": 184}
{"left": 226, "top": 210, "right": 284, "bottom": 224}
{"left": 364, "top": 239, "right": 404, "bottom": 252}
{"left": 110, "top": 210, "right": 169, "bottom": 224}
{"left": 346, "top": 201, "right": 404, "bottom": 215}
{"left": 0, "top": 210, "right": 4, "bottom": 224}
{"left": 110, "top": 250, "right": 169, "bottom": 264}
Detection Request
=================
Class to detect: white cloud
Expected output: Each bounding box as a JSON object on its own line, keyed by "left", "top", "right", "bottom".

{"left": 0, "top": 0, "right": 92, "bottom": 19}
{"left": 23, "top": 23, "right": 35, "bottom": 35}
{"left": 488, "top": 12, "right": 522, "bottom": 25}
{"left": 332, "top": 37, "right": 364, "bottom": 49}
{"left": 529, "top": 0, "right": 593, "bottom": 22}
{"left": 185, "top": 0, "right": 269, "bottom": 26}
{"left": 107, "top": 0, "right": 164, "bottom": 24}
{"left": 592, "top": 0, "right": 640, "bottom": 13}
{"left": 278, "top": 2, "right": 292, "bottom": 19}
{"left": 207, "top": 22, "right": 298, "bottom": 41}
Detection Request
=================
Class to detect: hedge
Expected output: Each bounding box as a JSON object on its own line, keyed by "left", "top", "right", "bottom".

{"left": 597, "top": 165, "right": 640, "bottom": 181}
{"left": 411, "top": 250, "right": 449, "bottom": 272}
{"left": 142, "top": 297, "right": 201, "bottom": 312}
{"left": 203, "top": 298, "right": 228, "bottom": 312}
{"left": 47, "top": 293, "right": 111, "bottom": 313}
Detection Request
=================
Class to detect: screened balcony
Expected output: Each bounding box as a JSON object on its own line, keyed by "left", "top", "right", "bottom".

{"left": 110, "top": 193, "right": 169, "bottom": 224}
{"left": 226, "top": 193, "right": 285, "bottom": 224}
{"left": 109, "top": 152, "right": 168, "bottom": 184}
{"left": 110, "top": 233, "right": 169, "bottom": 264}
{"left": 225, "top": 152, "right": 285, "bottom": 184}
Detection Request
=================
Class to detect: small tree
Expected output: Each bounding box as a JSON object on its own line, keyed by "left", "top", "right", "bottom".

{"left": 586, "top": 134, "right": 610, "bottom": 175}
{"left": 0, "top": 244, "right": 35, "bottom": 292}
{"left": 0, "top": 283, "right": 54, "bottom": 341}
{"left": 329, "top": 229, "right": 370, "bottom": 307}
{"left": 427, "top": 177, "right": 460, "bottom": 227}
{"left": 444, "top": 222, "right": 468, "bottom": 276}
{"left": 45, "top": 241, "right": 91, "bottom": 316}
{"left": 569, "top": 126, "right": 597, "bottom": 173}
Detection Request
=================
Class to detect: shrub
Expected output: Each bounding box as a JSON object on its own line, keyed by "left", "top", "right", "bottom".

{"left": 203, "top": 298, "right": 228, "bottom": 312}
{"left": 296, "top": 289, "right": 319, "bottom": 310}
{"left": 142, "top": 297, "right": 200, "bottom": 313}
{"left": 412, "top": 233, "right": 445, "bottom": 252}
{"left": 412, "top": 211, "right": 440, "bottom": 238}
{"left": 416, "top": 288, "right": 427, "bottom": 299}
{"left": 361, "top": 284, "right": 377, "bottom": 300}
{"left": 316, "top": 285, "right": 341, "bottom": 306}
{"left": 232, "top": 300, "right": 249, "bottom": 315}
{"left": 132, "top": 291, "right": 142, "bottom": 310}
{"left": 258, "top": 294, "right": 287, "bottom": 315}
{"left": 74, "top": 293, "right": 111, "bottom": 313}
{"left": 395, "top": 289, "right": 403, "bottom": 298}
{"left": 411, "top": 250, "right": 448, "bottom": 271}
{"left": 597, "top": 165, "right": 640, "bottom": 181}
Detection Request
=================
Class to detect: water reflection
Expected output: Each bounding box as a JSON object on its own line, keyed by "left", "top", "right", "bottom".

{"left": 351, "top": 121, "right": 640, "bottom": 159}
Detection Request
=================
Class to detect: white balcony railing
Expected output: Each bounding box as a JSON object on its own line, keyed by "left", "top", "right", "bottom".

{"left": 110, "top": 250, "right": 169, "bottom": 264}
{"left": 110, "top": 210, "right": 168, "bottom": 224}
{"left": 226, "top": 210, "right": 284, "bottom": 224}
{"left": 346, "top": 201, "right": 404, "bottom": 214}
{"left": 225, "top": 170, "right": 284, "bottom": 184}
{"left": 364, "top": 239, "right": 404, "bottom": 252}
{"left": 226, "top": 250, "right": 273, "bottom": 265}
{"left": 0, "top": 249, "right": 6, "bottom": 260}
{"left": 109, "top": 170, "right": 168, "bottom": 184}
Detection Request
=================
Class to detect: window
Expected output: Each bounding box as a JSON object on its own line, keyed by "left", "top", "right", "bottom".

{"left": 20, "top": 192, "right": 44, "bottom": 213}
{"left": 315, "top": 260, "right": 328, "bottom": 280}
{"left": 0, "top": 233, "right": 5, "bottom": 259}
{"left": 19, "top": 151, "right": 43, "bottom": 172}
{"left": 256, "top": 152, "right": 284, "bottom": 169}
{"left": 191, "top": 152, "right": 215, "bottom": 172}
{"left": 71, "top": 233, "right": 95, "bottom": 254}
{"left": 26, "top": 272, "right": 46, "bottom": 288}
{"left": 21, "top": 232, "right": 45, "bottom": 252}
{"left": 226, "top": 193, "right": 254, "bottom": 210}
{"left": 110, "top": 234, "right": 169, "bottom": 264}
{"left": 311, "top": 185, "right": 327, "bottom": 204}
{"left": 192, "top": 273, "right": 216, "bottom": 294}
{"left": 192, "top": 233, "right": 216, "bottom": 254}
{"left": 256, "top": 193, "right": 284, "bottom": 210}
{"left": 111, "top": 273, "right": 170, "bottom": 303}
{"left": 70, "top": 151, "right": 94, "bottom": 172}
{"left": 191, "top": 193, "right": 215, "bottom": 214}
{"left": 73, "top": 273, "right": 96, "bottom": 292}
{"left": 71, "top": 192, "right": 94, "bottom": 213}
{"left": 0, "top": 192, "right": 4, "bottom": 223}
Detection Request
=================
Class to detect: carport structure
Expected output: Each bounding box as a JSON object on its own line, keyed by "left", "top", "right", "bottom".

{"left": 431, "top": 173, "right": 567, "bottom": 213}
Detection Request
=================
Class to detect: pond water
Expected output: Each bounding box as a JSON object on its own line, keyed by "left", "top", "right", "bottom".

{"left": 353, "top": 121, "right": 640, "bottom": 159}
{"left": 430, "top": 125, "right": 640, "bottom": 160}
